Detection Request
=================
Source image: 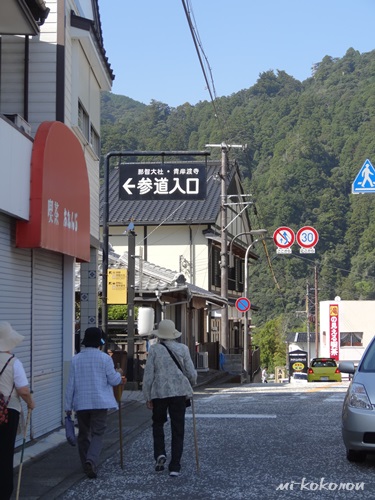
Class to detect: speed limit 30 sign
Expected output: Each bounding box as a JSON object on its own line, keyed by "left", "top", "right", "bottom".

{"left": 296, "top": 226, "right": 319, "bottom": 253}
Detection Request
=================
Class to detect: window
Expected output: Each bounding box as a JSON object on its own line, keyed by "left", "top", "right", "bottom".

{"left": 228, "top": 256, "right": 244, "bottom": 292}
{"left": 78, "top": 101, "right": 89, "bottom": 141}
{"left": 90, "top": 124, "right": 100, "bottom": 157}
{"left": 360, "top": 337, "right": 375, "bottom": 372}
{"left": 211, "top": 246, "right": 221, "bottom": 288}
{"left": 235, "top": 258, "right": 244, "bottom": 293}
{"left": 340, "top": 332, "right": 363, "bottom": 347}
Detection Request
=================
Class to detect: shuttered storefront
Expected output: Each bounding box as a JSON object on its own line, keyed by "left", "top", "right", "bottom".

{"left": 0, "top": 213, "right": 63, "bottom": 440}
{"left": 0, "top": 213, "right": 32, "bottom": 384}
{"left": 32, "top": 249, "right": 63, "bottom": 438}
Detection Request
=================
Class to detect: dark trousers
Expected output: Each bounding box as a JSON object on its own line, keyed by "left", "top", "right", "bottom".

{"left": 76, "top": 409, "right": 107, "bottom": 471}
{"left": 0, "top": 409, "right": 20, "bottom": 500}
{"left": 152, "top": 396, "right": 186, "bottom": 472}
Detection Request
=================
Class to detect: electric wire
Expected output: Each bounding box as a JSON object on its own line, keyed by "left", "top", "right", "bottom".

{"left": 181, "top": 0, "right": 227, "bottom": 138}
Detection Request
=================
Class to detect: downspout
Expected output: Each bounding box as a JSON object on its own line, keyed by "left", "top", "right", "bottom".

{"left": 24, "top": 37, "right": 29, "bottom": 121}
{"left": 143, "top": 226, "right": 147, "bottom": 261}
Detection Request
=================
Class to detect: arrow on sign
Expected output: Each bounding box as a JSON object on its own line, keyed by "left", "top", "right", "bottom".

{"left": 122, "top": 178, "right": 136, "bottom": 195}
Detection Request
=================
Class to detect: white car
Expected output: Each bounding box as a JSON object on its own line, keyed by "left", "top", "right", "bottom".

{"left": 291, "top": 372, "right": 308, "bottom": 383}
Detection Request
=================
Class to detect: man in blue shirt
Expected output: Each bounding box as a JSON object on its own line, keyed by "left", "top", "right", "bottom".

{"left": 65, "top": 327, "right": 124, "bottom": 479}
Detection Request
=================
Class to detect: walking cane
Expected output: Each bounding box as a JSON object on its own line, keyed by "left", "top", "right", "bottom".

{"left": 16, "top": 407, "right": 32, "bottom": 500}
{"left": 117, "top": 392, "right": 123, "bottom": 469}
{"left": 191, "top": 396, "right": 200, "bottom": 474}
{"left": 114, "top": 364, "right": 125, "bottom": 469}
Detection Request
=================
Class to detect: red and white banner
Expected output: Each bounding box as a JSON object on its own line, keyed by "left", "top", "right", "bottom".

{"left": 329, "top": 304, "right": 340, "bottom": 360}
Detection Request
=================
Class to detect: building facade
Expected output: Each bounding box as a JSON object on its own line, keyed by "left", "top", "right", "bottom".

{"left": 102, "top": 160, "right": 259, "bottom": 363}
{"left": 319, "top": 300, "right": 375, "bottom": 363}
{"left": 0, "top": 0, "right": 112, "bottom": 443}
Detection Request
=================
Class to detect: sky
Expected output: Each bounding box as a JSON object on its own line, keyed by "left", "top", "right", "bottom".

{"left": 99, "top": 0, "right": 375, "bottom": 108}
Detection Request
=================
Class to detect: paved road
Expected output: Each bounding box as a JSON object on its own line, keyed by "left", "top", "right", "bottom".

{"left": 58, "top": 380, "right": 375, "bottom": 499}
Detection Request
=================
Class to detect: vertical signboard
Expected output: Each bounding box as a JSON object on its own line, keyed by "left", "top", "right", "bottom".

{"left": 107, "top": 268, "right": 128, "bottom": 304}
{"left": 329, "top": 303, "right": 340, "bottom": 360}
{"left": 289, "top": 350, "right": 308, "bottom": 374}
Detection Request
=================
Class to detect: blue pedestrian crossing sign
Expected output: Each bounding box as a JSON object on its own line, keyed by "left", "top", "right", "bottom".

{"left": 352, "top": 159, "right": 375, "bottom": 194}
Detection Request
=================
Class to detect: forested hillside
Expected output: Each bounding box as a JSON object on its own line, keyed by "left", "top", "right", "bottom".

{"left": 101, "top": 47, "right": 375, "bottom": 333}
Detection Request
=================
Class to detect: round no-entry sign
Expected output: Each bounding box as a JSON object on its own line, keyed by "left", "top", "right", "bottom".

{"left": 296, "top": 226, "right": 319, "bottom": 249}
{"left": 235, "top": 297, "right": 251, "bottom": 313}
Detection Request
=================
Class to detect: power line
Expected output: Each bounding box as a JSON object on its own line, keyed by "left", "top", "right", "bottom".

{"left": 181, "top": 0, "right": 226, "bottom": 135}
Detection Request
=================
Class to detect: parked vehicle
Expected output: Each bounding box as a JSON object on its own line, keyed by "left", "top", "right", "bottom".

{"left": 340, "top": 338, "right": 375, "bottom": 462}
{"left": 291, "top": 372, "right": 308, "bottom": 383}
{"left": 307, "top": 357, "right": 341, "bottom": 382}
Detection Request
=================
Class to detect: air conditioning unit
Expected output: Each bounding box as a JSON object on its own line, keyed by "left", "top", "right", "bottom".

{"left": 196, "top": 352, "right": 209, "bottom": 372}
{"left": 4, "top": 113, "right": 31, "bottom": 135}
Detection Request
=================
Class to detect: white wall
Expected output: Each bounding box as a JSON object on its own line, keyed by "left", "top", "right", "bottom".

{"left": 319, "top": 300, "right": 375, "bottom": 361}
{"left": 28, "top": 1, "right": 58, "bottom": 133}
{"left": 109, "top": 224, "right": 211, "bottom": 290}
{"left": 0, "top": 119, "right": 32, "bottom": 219}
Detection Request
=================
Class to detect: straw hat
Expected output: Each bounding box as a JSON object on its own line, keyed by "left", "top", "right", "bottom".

{"left": 152, "top": 319, "right": 182, "bottom": 340}
{"left": 0, "top": 322, "right": 25, "bottom": 351}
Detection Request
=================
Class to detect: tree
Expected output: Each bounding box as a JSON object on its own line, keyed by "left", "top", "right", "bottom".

{"left": 252, "top": 316, "right": 287, "bottom": 372}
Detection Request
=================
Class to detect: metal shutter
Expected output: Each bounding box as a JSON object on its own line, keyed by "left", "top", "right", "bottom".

{"left": 0, "top": 214, "right": 64, "bottom": 440}
{"left": 0, "top": 213, "right": 32, "bottom": 445}
{"left": 31, "top": 249, "right": 63, "bottom": 438}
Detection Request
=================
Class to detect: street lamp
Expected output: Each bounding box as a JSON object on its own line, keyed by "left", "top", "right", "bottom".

{"left": 243, "top": 233, "right": 273, "bottom": 382}
{"left": 228, "top": 229, "right": 267, "bottom": 268}
{"left": 228, "top": 229, "right": 268, "bottom": 379}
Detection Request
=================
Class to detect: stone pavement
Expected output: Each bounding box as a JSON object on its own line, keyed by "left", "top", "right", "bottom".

{"left": 11, "top": 369, "right": 228, "bottom": 500}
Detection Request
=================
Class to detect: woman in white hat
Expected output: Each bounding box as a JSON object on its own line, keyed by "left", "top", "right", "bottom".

{"left": 142, "top": 319, "right": 197, "bottom": 477}
{"left": 0, "top": 321, "right": 35, "bottom": 500}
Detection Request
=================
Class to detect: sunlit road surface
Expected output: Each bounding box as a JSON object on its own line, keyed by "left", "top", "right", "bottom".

{"left": 61, "top": 378, "right": 375, "bottom": 500}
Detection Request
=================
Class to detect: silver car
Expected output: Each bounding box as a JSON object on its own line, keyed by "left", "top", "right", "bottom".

{"left": 340, "top": 337, "right": 375, "bottom": 462}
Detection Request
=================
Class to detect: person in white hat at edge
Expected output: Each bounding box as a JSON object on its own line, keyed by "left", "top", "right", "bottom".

{"left": 0, "top": 321, "right": 35, "bottom": 500}
{"left": 142, "top": 319, "right": 197, "bottom": 477}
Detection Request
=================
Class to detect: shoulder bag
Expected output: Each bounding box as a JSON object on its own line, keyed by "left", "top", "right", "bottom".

{"left": 0, "top": 355, "right": 15, "bottom": 425}
{"left": 160, "top": 343, "right": 191, "bottom": 407}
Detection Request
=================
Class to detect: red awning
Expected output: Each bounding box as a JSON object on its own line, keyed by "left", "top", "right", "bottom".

{"left": 16, "top": 121, "right": 90, "bottom": 262}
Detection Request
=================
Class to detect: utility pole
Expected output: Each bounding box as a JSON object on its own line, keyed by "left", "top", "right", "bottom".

{"left": 314, "top": 264, "right": 319, "bottom": 357}
{"left": 306, "top": 281, "right": 310, "bottom": 364}
{"left": 205, "top": 143, "right": 244, "bottom": 352}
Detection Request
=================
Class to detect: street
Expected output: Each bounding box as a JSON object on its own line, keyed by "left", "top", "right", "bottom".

{"left": 60, "top": 380, "right": 375, "bottom": 499}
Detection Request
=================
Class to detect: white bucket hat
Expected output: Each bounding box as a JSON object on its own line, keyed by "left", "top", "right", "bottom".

{"left": 0, "top": 321, "right": 25, "bottom": 351}
{"left": 152, "top": 319, "right": 182, "bottom": 340}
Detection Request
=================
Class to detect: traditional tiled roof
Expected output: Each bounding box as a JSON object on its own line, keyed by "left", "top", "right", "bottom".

{"left": 71, "top": 2, "right": 114, "bottom": 82}
{"left": 101, "top": 161, "right": 242, "bottom": 226}
{"left": 117, "top": 251, "right": 227, "bottom": 306}
{"left": 75, "top": 248, "right": 227, "bottom": 306}
{"left": 286, "top": 332, "right": 315, "bottom": 344}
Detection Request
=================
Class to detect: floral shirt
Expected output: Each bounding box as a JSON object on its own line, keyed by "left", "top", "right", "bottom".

{"left": 142, "top": 340, "right": 197, "bottom": 401}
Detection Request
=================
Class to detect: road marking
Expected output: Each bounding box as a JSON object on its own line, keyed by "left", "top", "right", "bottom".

{"left": 185, "top": 414, "right": 277, "bottom": 419}
{"left": 306, "top": 384, "right": 338, "bottom": 393}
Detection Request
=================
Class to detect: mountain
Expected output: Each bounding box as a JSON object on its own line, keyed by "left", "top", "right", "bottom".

{"left": 100, "top": 47, "right": 375, "bottom": 330}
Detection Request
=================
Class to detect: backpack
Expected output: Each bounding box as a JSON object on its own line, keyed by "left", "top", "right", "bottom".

{"left": 0, "top": 355, "right": 15, "bottom": 425}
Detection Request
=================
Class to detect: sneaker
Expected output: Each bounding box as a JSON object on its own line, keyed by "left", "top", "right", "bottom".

{"left": 84, "top": 461, "right": 97, "bottom": 479}
{"left": 169, "top": 471, "right": 181, "bottom": 477}
{"left": 155, "top": 455, "right": 166, "bottom": 472}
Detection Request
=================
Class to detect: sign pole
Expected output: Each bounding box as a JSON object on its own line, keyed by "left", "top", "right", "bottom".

{"left": 127, "top": 229, "right": 136, "bottom": 382}
{"left": 102, "top": 150, "right": 210, "bottom": 356}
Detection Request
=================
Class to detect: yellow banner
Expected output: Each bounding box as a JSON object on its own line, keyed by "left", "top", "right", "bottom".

{"left": 107, "top": 268, "right": 128, "bottom": 304}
